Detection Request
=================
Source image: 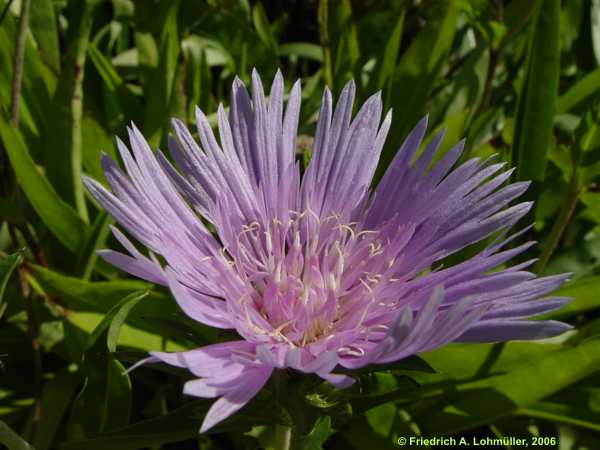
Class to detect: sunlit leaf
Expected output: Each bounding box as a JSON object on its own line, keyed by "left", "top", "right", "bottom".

{"left": 513, "top": 0, "right": 560, "bottom": 183}
{"left": 418, "top": 337, "right": 600, "bottom": 434}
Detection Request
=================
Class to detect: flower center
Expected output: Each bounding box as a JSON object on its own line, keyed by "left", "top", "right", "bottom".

{"left": 224, "top": 210, "right": 401, "bottom": 346}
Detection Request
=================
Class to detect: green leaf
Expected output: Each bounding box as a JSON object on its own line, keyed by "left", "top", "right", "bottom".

{"left": 339, "top": 354, "right": 435, "bottom": 376}
{"left": 342, "top": 415, "right": 398, "bottom": 450}
{"left": 418, "top": 337, "right": 600, "bottom": 434}
{"left": 67, "top": 292, "right": 147, "bottom": 440}
{"left": 81, "top": 113, "right": 117, "bottom": 182}
{"left": 541, "top": 275, "right": 600, "bottom": 319}
{"left": 512, "top": 0, "right": 560, "bottom": 182}
{"left": 183, "top": 40, "right": 211, "bottom": 122}
{"left": 75, "top": 212, "right": 112, "bottom": 280}
{"left": 557, "top": 67, "right": 600, "bottom": 114}
{"left": 378, "top": 0, "right": 459, "bottom": 177}
{"left": 29, "top": 0, "right": 60, "bottom": 73}
{"left": 142, "top": 0, "right": 180, "bottom": 147}
{"left": 27, "top": 264, "right": 216, "bottom": 346}
{"left": 430, "top": 46, "right": 488, "bottom": 127}
{"left": 575, "top": 103, "right": 600, "bottom": 185}
{"left": 67, "top": 354, "right": 132, "bottom": 439}
{"left": 44, "top": 0, "right": 102, "bottom": 221}
{"left": 59, "top": 401, "right": 206, "bottom": 450}
{"left": 59, "top": 395, "right": 277, "bottom": 450}
{"left": 106, "top": 291, "right": 149, "bottom": 352}
{"left": 516, "top": 400, "right": 600, "bottom": 432}
{"left": 252, "top": 2, "right": 278, "bottom": 54}
{"left": 0, "top": 251, "right": 22, "bottom": 312}
{"left": 318, "top": 0, "right": 334, "bottom": 88}
{"left": 278, "top": 43, "right": 323, "bottom": 62}
{"left": 367, "top": 8, "right": 405, "bottom": 98}
{"left": 0, "top": 420, "right": 34, "bottom": 450}
{"left": 87, "top": 44, "right": 143, "bottom": 126}
{"left": 296, "top": 416, "right": 332, "bottom": 450}
{"left": 0, "top": 9, "right": 56, "bottom": 138}
{"left": 0, "top": 112, "right": 88, "bottom": 252}
{"left": 33, "top": 369, "right": 83, "bottom": 450}
{"left": 86, "top": 290, "right": 149, "bottom": 349}
{"left": 28, "top": 264, "right": 153, "bottom": 312}
{"left": 327, "top": 0, "right": 360, "bottom": 93}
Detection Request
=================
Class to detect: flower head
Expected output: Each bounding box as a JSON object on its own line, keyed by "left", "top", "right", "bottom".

{"left": 84, "top": 70, "right": 570, "bottom": 432}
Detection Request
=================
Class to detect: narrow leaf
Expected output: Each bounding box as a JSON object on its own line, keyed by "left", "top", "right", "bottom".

{"left": 278, "top": 43, "right": 323, "bottom": 62}
{"left": 106, "top": 291, "right": 149, "bottom": 352}
{"left": 0, "top": 112, "right": 88, "bottom": 252}
{"left": 29, "top": 0, "right": 60, "bottom": 72}
{"left": 513, "top": 0, "right": 560, "bottom": 182}
{"left": 0, "top": 251, "right": 22, "bottom": 303}
{"left": 419, "top": 337, "right": 600, "bottom": 434}
{"left": 142, "top": 0, "right": 180, "bottom": 147}
{"left": 557, "top": 67, "right": 600, "bottom": 114}
{"left": 252, "top": 2, "right": 278, "bottom": 54}
{"left": 379, "top": 0, "right": 459, "bottom": 176}
{"left": 67, "top": 292, "right": 147, "bottom": 440}
{"left": 75, "top": 212, "right": 112, "bottom": 280}
{"left": 28, "top": 265, "right": 216, "bottom": 345}
{"left": 44, "top": 0, "right": 102, "bottom": 221}
{"left": 33, "top": 370, "right": 83, "bottom": 450}
{"left": 516, "top": 401, "right": 600, "bottom": 432}
{"left": 0, "top": 420, "right": 34, "bottom": 450}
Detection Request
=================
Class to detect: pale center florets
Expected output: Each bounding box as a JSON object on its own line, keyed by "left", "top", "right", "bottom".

{"left": 225, "top": 210, "right": 401, "bottom": 347}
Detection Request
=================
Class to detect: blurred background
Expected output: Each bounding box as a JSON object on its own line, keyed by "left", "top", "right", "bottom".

{"left": 1, "top": 0, "right": 600, "bottom": 449}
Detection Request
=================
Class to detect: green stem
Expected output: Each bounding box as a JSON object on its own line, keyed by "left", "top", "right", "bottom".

{"left": 274, "top": 424, "right": 292, "bottom": 450}
{"left": 10, "top": 0, "right": 31, "bottom": 126}
{"left": 318, "top": 0, "right": 333, "bottom": 90}
{"left": 534, "top": 175, "right": 581, "bottom": 274}
{"left": 69, "top": 2, "right": 99, "bottom": 223}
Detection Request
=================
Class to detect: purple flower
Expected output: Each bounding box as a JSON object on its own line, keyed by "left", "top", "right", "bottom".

{"left": 84, "top": 70, "right": 570, "bottom": 432}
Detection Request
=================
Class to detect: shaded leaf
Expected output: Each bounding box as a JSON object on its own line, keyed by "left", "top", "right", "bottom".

{"left": 278, "top": 43, "right": 323, "bottom": 62}
{"left": 252, "top": 2, "right": 278, "bottom": 54}
{"left": 0, "top": 112, "right": 88, "bottom": 252}
{"left": 0, "top": 251, "right": 22, "bottom": 314}
{"left": 29, "top": 0, "right": 60, "bottom": 73}
{"left": 0, "top": 420, "right": 34, "bottom": 450}
{"left": 142, "top": 0, "right": 180, "bottom": 147}
{"left": 75, "top": 212, "right": 112, "bottom": 280}
{"left": 367, "top": 7, "right": 405, "bottom": 102}
{"left": 66, "top": 292, "right": 148, "bottom": 440}
{"left": 33, "top": 369, "right": 83, "bottom": 450}
{"left": 516, "top": 400, "right": 600, "bottom": 432}
{"left": 44, "top": 0, "right": 102, "bottom": 220}
{"left": 378, "top": 0, "right": 459, "bottom": 176}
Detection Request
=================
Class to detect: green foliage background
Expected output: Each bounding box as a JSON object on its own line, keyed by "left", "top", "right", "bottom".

{"left": 1, "top": 0, "right": 600, "bottom": 448}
